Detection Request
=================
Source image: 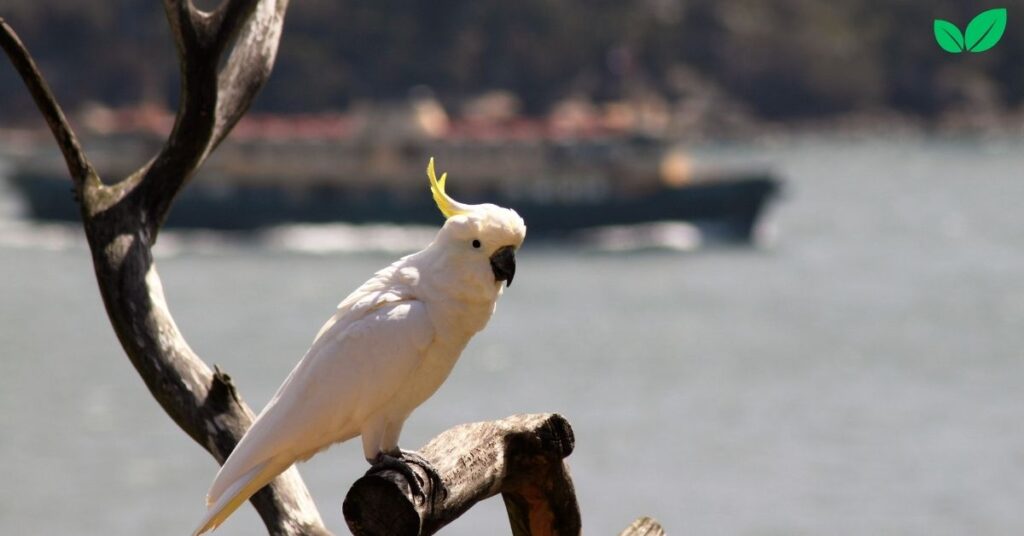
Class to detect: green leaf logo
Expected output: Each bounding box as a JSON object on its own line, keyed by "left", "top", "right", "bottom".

{"left": 965, "top": 8, "right": 1007, "bottom": 52}
{"left": 934, "top": 19, "right": 965, "bottom": 52}
{"left": 934, "top": 8, "right": 1007, "bottom": 53}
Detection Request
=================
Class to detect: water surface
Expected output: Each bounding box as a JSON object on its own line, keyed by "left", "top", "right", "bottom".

{"left": 2, "top": 137, "right": 1023, "bottom": 535}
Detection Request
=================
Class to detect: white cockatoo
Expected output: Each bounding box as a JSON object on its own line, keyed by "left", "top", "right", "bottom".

{"left": 193, "top": 159, "right": 526, "bottom": 534}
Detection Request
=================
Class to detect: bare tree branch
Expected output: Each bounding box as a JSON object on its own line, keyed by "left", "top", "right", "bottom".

{"left": 343, "top": 414, "right": 581, "bottom": 536}
{"left": 140, "top": 0, "right": 261, "bottom": 233}
{"left": 212, "top": 0, "right": 288, "bottom": 149}
{"left": 0, "top": 18, "right": 98, "bottom": 197}
{"left": 1, "top": 3, "right": 328, "bottom": 534}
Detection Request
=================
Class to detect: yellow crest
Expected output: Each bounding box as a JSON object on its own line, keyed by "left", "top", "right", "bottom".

{"left": 427, "top": 157, "right": 471, "bottom": 219}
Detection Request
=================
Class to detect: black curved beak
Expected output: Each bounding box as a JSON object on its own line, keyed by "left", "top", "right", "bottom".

{"left": 490, "top": 245, "right": 517, "bottom": 287}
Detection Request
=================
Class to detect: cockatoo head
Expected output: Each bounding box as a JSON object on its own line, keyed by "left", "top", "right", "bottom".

{"left": 426, "top": 158, "right": 526, "bottom": 294}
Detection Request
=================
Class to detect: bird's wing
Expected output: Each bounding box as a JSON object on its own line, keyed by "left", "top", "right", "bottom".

{"left": 198, "top": 298, "right": 434, "bottom": 529}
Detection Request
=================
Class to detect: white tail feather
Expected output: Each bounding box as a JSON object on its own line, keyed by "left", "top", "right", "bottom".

{"left": 192, "top": 458, "right": 290, "bottom": 535}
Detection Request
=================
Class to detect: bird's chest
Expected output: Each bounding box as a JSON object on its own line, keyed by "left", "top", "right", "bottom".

{"left": 386, "top": 338, "right": 464, "bottom": 416}
{"left": 391, "top": 301, "right": 493, "bottom": 412}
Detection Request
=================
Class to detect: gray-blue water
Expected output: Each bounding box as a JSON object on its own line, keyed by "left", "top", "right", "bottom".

{"left": 2, "top": 137, "right": 1024, "bottom": 535}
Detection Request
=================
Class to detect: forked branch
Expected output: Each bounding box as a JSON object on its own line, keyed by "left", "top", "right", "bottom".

{"left": 142, "top": 0, "right": 287, "bottom": 233}
{"left": 1, "top": 3, "right": 327, "bottom": 535}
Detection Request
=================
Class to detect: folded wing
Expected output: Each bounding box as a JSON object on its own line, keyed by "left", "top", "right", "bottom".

{"left": 194, "top": 299, "right": 434, "bottom": 535}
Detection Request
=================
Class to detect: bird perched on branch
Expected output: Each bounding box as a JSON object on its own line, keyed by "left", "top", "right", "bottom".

{"left": 193, "top": 158, "right": 526, "bottom": 534}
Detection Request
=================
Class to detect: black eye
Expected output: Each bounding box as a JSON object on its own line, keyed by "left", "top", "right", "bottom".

{"left": 472, "top": 239, "right": 481, "bottom": 249}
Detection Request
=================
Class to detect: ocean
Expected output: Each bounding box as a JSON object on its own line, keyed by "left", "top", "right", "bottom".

{"left": 2, "top": 136, "right": 1023, "bottom": 535}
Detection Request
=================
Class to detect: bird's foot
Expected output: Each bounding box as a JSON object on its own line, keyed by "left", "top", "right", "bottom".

{"left": 397, "top": 449, "right": 448, "bottom": 506}
{"left": 369, "top": 450, "right": 446, "bottom": 507}
{"left": 369, "top": 451, "right": 427, "bottom": 503}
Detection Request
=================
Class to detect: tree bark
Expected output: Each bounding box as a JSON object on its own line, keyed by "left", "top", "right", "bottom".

{"left": 1, "top": 4, "right": 329, "bottom": 534}
{"left": 343, "top": 413, "right": 581, "bottom": 536}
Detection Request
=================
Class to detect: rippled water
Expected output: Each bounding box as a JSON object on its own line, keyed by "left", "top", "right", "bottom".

{"left": 2, "top": 137, "right": 1024, "bottom": 535}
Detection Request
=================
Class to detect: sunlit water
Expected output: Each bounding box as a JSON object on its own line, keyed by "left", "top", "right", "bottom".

{"left": 2, "top": 137, "right": 1024, "bottom": 535}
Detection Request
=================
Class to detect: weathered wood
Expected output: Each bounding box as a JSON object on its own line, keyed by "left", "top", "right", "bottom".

{"left": 618, "top": 516, "right": 666, "bottom": 536}
{"left": 1, "top": 5, "right": 329, "bottom": 535}
{"left": 343, "top": 413, "right": 581, "bottom": 536}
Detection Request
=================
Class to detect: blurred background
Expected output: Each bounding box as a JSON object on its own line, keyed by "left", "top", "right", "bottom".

{"left": 4, "top": 0, "right": 1024, "bottom": 129}
{"left": 2, "top": 1, "right": 1024, "bottom": 535}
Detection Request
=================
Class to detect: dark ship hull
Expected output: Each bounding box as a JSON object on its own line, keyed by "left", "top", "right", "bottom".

{"left": 10, "top": 171, "right": 779, "bottom": 242}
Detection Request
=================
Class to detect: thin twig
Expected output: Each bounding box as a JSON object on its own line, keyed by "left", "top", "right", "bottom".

{"left": 0, "top": 18, "right": 97, "bottom": 195}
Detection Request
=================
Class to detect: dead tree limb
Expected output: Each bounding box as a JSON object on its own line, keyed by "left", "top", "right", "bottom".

{"left": 343, "top": 413, "right": 582, "bottom": 536}
{"left": 618, "top": 517, "right": 666, "bottom": 536}
{"left": 0, "top": 4, "right": 330, "bottom": 534}
{"left": 0, "top": 19, "right": 98, "bottom": 198}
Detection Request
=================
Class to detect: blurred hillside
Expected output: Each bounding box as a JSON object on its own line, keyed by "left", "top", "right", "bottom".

{"left": 2, "top": 0, "right": 1023, "bottom": 133}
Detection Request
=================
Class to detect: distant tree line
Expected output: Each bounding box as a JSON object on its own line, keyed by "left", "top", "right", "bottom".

{"left": 2, "top": 0, "right": 1022, "bottom": 124}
